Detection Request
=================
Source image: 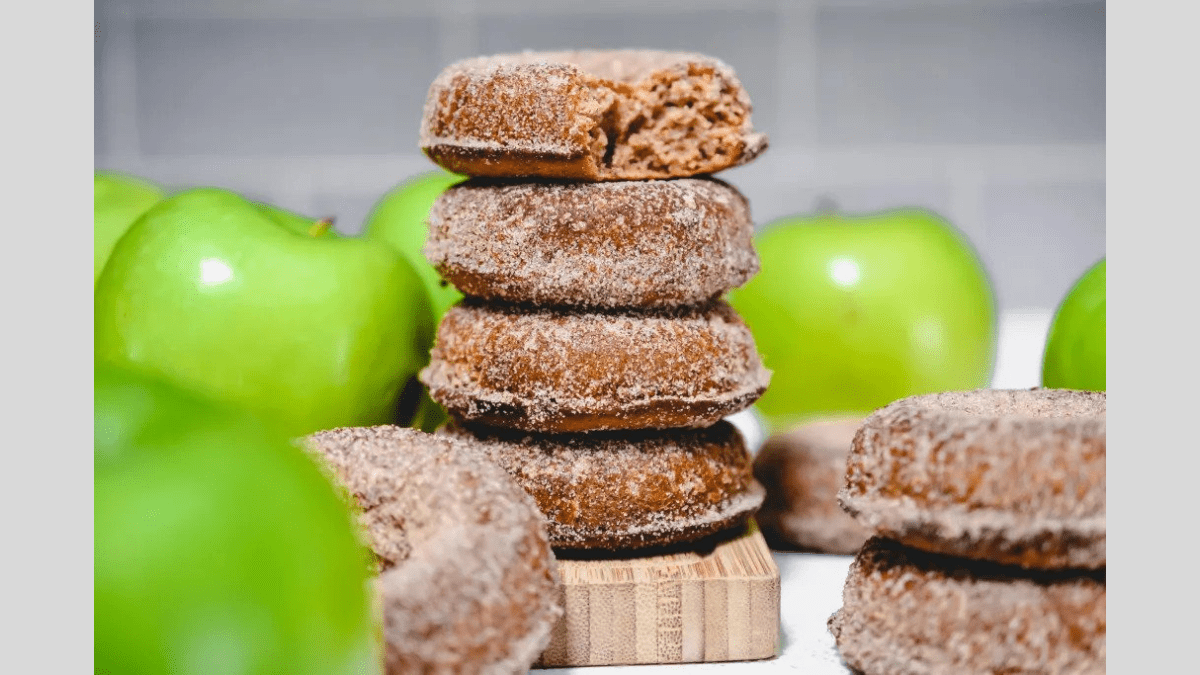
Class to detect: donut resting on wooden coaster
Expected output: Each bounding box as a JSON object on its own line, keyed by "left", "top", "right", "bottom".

{"left": 420, "top": 300, "right": 771, "bottom": 433}
{"left": 839, "top": 388, "right": 1106, "bottom": 570}
{"left": 829, "top": 537, "right": 1105, "bottom": 675}
{"left": 420, "top": 50, "right": 767, "bottom": 181}
{"left": 305, "top": 425, "right": 562, "bottom": 675}
{"left": 754, "top": 418, "right": 871, "bottom": 554}
{"left": 425, "top": 177, "right": 757, "bottom": 309}
{"left": 440, "top": 420, "right": 764, "bottom": 550}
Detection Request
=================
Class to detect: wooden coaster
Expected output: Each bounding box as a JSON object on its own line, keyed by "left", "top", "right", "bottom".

{"left": 535, "top": 521, "right": 781, "bottom": 667}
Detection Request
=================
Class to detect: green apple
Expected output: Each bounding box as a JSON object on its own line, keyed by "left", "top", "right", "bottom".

{"left": 362, "top": 170, "right": 464, "bottom": 319}
{"left": 95, "top": 187, "right": 434, "bottom": 437}
{"left": 95, "top": 170, "right": 164, "bottom": 283}
{"left": 1042, "top": 258, "right": 1105, "bottom": 391}
{"left": 95, "top": 363, "right": 379, "bottom": 675}
{"left": 729, "top": 208, "right": 997, "bottom": 431}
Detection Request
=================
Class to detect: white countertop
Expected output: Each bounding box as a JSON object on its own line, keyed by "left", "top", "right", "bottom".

{"left": 540, "top": 310, "right": 1053, "bottom": 674}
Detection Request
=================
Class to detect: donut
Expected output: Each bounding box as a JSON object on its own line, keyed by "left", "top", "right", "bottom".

{"left": 420, "top": 300, "right": 770, "bottom": 433}
{"left": 753, "top": 418, "right": 871, "bottom": 554}
{"left": 305, "top": 425, "right": 562, "bottom": 675}
{"left": 425, "top": 177, "right": 757, "bottom": 309}
{"left": 828, "top": 537, "right": 1105, "bottom": 675}
{"left": 419, "top": 50, "right": 768, "bottom": 181}
{"left": 440, "top": 420, "right": 765, "bottom": 550}
{"left": 839, "top": 388, "right": 1106, "bottom": 570}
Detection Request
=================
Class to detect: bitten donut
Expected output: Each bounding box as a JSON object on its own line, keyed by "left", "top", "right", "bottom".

{"left": 441, "top": 421, "right": 765, "bottom": 550}
{"left": 425, "top": 177, "right": 757, "bottom": 309}
{"left": 420, "top": 300, "right": 770, "bottom": 433}
{"left": 753, "top": 418, "right": 871, "bottom": 554}
{"left": 305, "top": 426, "right": 562, "bottom": 675}
{"left": 840, "top": 388, "right": 1106, "bottom": 570}
{"left": 829, "top": 537, "right": 1105, "bottom": 675}
{"left": 419, "top": 50, "right": 767, "bottom": 181}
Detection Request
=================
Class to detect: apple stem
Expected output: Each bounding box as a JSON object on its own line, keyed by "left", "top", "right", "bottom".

{"left": 309, "top": 218, "right": 334, "bottom": 237}
{"left": 814, "top": 195, "right": 840, "bottom": 215}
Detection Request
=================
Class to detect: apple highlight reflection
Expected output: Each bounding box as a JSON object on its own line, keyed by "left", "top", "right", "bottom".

{"left": 199, "top": 258, "right": 234, "bottom": 287}
{"left": 829, "top": 258, "right": 862, "bottom": 287}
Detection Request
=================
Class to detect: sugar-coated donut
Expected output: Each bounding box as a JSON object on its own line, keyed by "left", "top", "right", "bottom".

{"left": 425, "top": 177, "right": 757, "bottom": 309}
{"left": 420, "top": 300, "right": 770, "bottom": 433}
{"left": 754, "top": 418, "right": 871, "bottom": 554}
{"left": 440, "top": 420, "right": 764, "bottom": 550}
{"left": 839, "top": 388, "right": 1105, "bottom": 570}
{"left": 305, "top": 425, "right": 562, "bottom": 675}
{"left": 829, "top": 537, "right": 1105, "bottom": 675}
{"left": 419, "top": 50, "right": 767, "bottom": 181}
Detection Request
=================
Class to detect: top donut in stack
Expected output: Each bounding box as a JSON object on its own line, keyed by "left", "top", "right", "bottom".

{"left": 419, "top": 49, "right": 767, "bottom": 181}
{"left": 417, "top": 50, "right": 772, "bottom": 551}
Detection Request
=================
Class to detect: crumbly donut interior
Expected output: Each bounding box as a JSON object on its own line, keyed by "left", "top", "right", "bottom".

{"left": 582, "top": 64, "right": 751, "bottom": 178}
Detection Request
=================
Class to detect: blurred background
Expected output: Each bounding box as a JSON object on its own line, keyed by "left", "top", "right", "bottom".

{"left": 94, "top": 0, "right": 1104, "bottom": 315}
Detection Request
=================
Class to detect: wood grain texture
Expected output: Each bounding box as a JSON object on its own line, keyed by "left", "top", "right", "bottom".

{"left": 535, "top": 522, "right": 781, "bottom": 667}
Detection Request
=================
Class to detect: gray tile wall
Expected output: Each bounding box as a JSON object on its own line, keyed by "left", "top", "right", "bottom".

{"left": 95, "top": 0, "right": 1106, "bottom": 311}
{"left": 133, "top": 16, "right": 442, "bottom": 156}
{"left": 815, "top": 2, "right": 1105, "bottom": 144}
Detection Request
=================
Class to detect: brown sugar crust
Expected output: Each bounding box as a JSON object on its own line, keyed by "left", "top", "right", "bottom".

{"left": 839, "top": 389, "right": 1106, "bottom": 570}
{"left": 305, "top": 426, "right": 562, "bottom": 675}
{"left": 420, "top": 300, "right": 771, "bottom": 433}
{"left": 440, "top": 420, "right": 764, "bottom": 550}
{"left": 425, "top": 177, "right": 757, "bottom": 309}
{"left": 754, "top": 418, "right": 871, "bottom": 555}
{"left": 419, "top": 50, "right": 768, "bottom": 181}
{"left": 828, "top": 537, "right": 1105, "bottom": 675}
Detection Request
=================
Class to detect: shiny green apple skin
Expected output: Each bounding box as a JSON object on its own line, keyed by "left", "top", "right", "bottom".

{"left": 95, "top": 188, "right": 434, "bottom": 437}
{"left": 1042, "top": 258, "right": 1105, "bottom": 391}
{"left": 95, "top": 170, "right": 164, "bottom": 283}
{"left": 362, "top": 170, "right": 464, "bottom": 319}
{"left": 95, "top": 363, "right": 378, "bottom": 675}
{"left": 729, "top": 209, "right": 998, "bottom": 431}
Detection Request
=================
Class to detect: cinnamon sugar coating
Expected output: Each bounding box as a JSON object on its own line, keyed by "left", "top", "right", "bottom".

{"left": 754, "top": 418, "right": 871, "bottom": 555}
{"left": 420, "top": 300, "right": 771, "bottom": 433}
{"left": 419, "top": 50, "right": 767, "bottom": 181}
{"left": 829, "top": 537, "right": 1105, "bottom": 675}
{"left": 305, "top": 426, "right": 562, "bottom": 675}
{"left": 839, "top": 389, "right": 1106, "bottom": 570}
{"left": 441, "top": 421, "right": 764, "bottom": 550}
{"left": 426, "top": 177, "right": 757, "bottom": 309}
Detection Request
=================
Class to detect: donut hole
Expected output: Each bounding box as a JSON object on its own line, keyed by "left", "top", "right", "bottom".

{"left": 585, "top": 86, "right": 622, "bottom": 169}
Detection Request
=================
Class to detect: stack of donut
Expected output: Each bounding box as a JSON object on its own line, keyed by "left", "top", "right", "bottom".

{"left": 829, "top": 388, "right": 1106, "bottom": 674}
{"left": 415, "top": 49, "right": 772, "bottom": 551}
